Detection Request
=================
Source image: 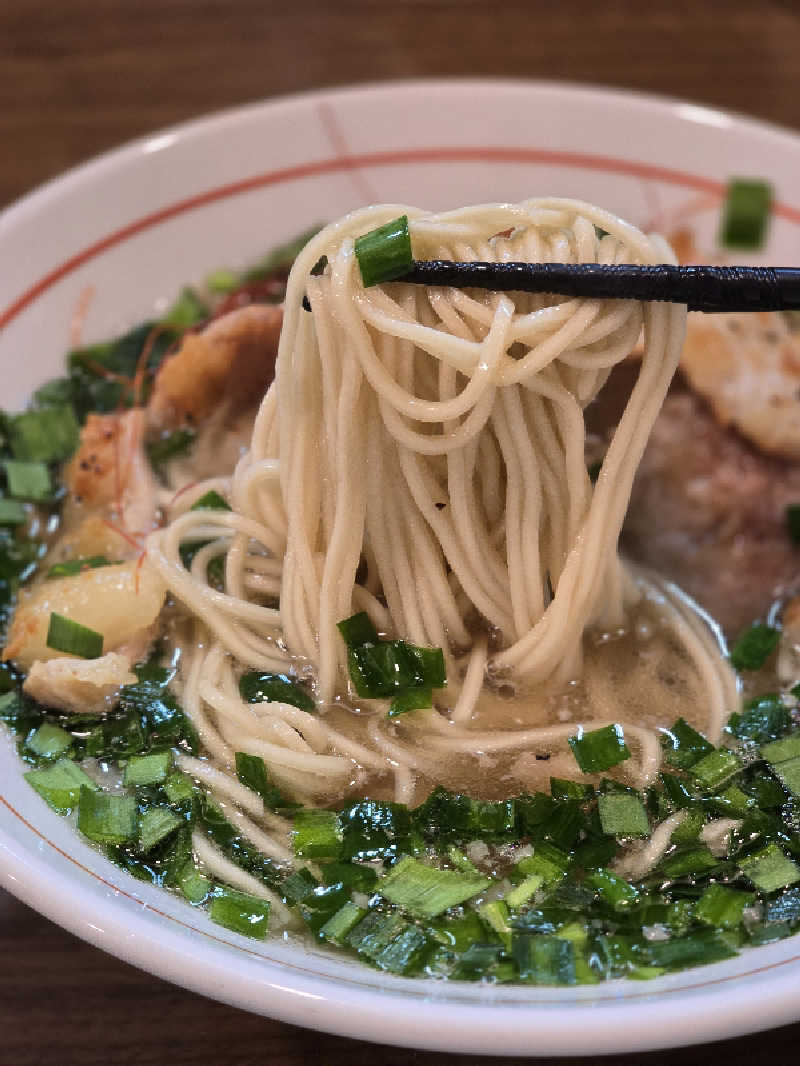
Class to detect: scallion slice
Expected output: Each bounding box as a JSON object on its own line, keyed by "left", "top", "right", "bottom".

{"left": 337, "top": 611, "right": 379, "bottom": 646}
{"left": 0, "top": 499, "right": 26, "bottom": 525}
{"left": 598, "top": 792, "right": 649, "bottom": 837}
{"left": 388, "top": 686, "right": 432, "bottom": 717}
{"left": 190, "top": 490, "right": 231, "bottom": 511}
{"left": 378, "top": 855, "right": 489, "bottom": 918}
{"left": 209, "top": 887, "right": 270, "bottom": 939}
{"left": 235, "top": 751, "right": 293, "bottom": 809}
{"left": 585, "top": 868, "right": 639, "bottom": 910}
{"left": 47, "top": 556, "right": 111, "bottom": 580}
{"left": 238, "top": 672, "right": 315, "bottom": 713}
{"left": 479, "top": 900, "right": 513, "bottom": 951}
{"left": 661, "top": 718, "right": 713, "bottom": 769}
{"left": 512, "top": 933, "right": 576, "bottom": 985}
{"left": 354, "top": 215, "right": 413, "bottom": 288}
{"left": 761, "top": 733, "right": 800, "bottom": 765}
{"left": 3, "top": 460, "right": 51, "bottom": 501}
{"left": 25, "top": 721, "right": 72, "bottom": 760}
{"left": 319, "top": 901, "right": 368, "bottom": 945}
{"left": 139, "top": 806, "right": 183, "bottom": 852}
{"left": 6, "top": 404, "right": 79, "bottom": 463}
{"left": 123, "top": 750, "right": 172, "bottom": 787}
{"left": 569, "top": 724, "right": 631, "bottom": 774}
{"left": 163, "top": 771, "right": 195, "bottom": 804}
{"left": 77, "top": 786, "right": 137, "bottom": 844}
{"left": 739, "top": 844, "right": 800, "bottom": 892}
{"left": 730, "top": 623, "right": 780, "bottom": 671}
{"left": 691, "top": 748, "right": 741, "bottom": 792}
{"left": 25, "top": 758, "right": 97, "bottom": 813}
{"left": 292, "top": 809, "right": 342, "bottom": 859}
{"left": 720, "top": 178, "right": 773, "bottom": 250}
{"left": 695, "top": 883, "right": 754, "bottom": 929}
{"left": 178, "top": 862, "right": 213, "bottom": 904}
{"left": 46, "top": 612, "right": 103, "bottom": 659}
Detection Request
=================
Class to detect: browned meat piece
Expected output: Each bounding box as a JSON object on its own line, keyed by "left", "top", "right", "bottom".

{"left": 622, "top": 390, "right": 800, "bottom": 636}
{"left": 148, "top": 303, "right": 282, "bottom": 429}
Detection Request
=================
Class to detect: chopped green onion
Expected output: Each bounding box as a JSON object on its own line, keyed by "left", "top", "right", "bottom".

{"left": 123, "top": 750, "right": 172, "bottom": 787}
{"left": 587, "top": 460, "right": 602, "bottom": 483}
{"left": 161, "top": 287, "right": 209, "bottom": 329}
{"left": 710, "top": 785, "right": 753, "bottom": 817}
{"left": 730, "top": 623, "right": 780, "bottom": 671}
{"left": 770, "top": 756, "right": 800, "bottom": 797}
{"left": 139, "top": 806, "right": 183, "bottom": 852}
{"left": 336, "top": 611, "right": 379, "bottom": 646}
{"left": 644, "top": 930, "right": 737, "bottom": 970}
{"left": 25, "top": 758, "right": 97, "bottom": 813}
{"left": 25, "top": 722, "right": 72, "bottom": 760}
{"left": 661, "top": 718, "right": 713, "bottom": 769}
{"left": 513, "top": 933, "right": 576, "bottom": 985}
{"left": 379, "top": 856, "right": 489, "bottom": 918}
{"left": 77, "top": 786, "right": 137, "bottom": 844}
{"left": 3, "top": 460, "right": 51, "bottom": 501}
{"left": 658, "top": 845, "right": 719, "bottom": 879}
{"left": 238, "top": 672, "right": 315, "bottom": 713}
{"left": 598, "top": 793, "right": 649, "bottom": 838}
{"left": 739, "top": 844, "right": 800, "bottom": 892}
{"left": 670, "top": 809, "right": 705, "bottom": 845}
{"left": 447, "top": 846, "right": 481, "bottom": 875}
{"left": 0, "top": 499, "right": 26, "bottom": 525}
{"left": 235, "top": 751, "right": 293, "bottom": 809}
{"left": 6, "top": 405, "right": 79, "bottom": 463}
{"left": 46, "top": 612, "right": 103, "bottom": 659}
{"left": 47, "top": 555, "right": 111, "bottom": 579}
{"left": 346, "top": 911, "right": 430, "bottom": 974}
{"left": 292, "top": 809, "right": 342, "bottom": 860}
{"left": 691, "top": 748, "right": 741, "bottom": 792}
{"left": 205, "top": 268, "right": 239, "bottom": 294}
{"left": 319, "top": 861, "right": 378, "bottom": 893}
{"left": 209, "top": 887, "right": 270, "bottom": 939}
{"left": 190, "top": 490, "right": 230, "bottom": 511}
{"left": 505, "top": 874, "right": 544, "bottom": 909}
{"left": 720, "top": 178, "right": 773, "bottom": 251}
{"left": 761, "top": 733, "right": 800, "bottom": 765}
{"left": 347, "top": 640, "right": 445, "bottom": 698}
{"left": 728, "top": 693, "right": 791, "bottom": 743}
{"left": 585, "top": 868, "right": 639, "bottom": 910}
{"left": 319, "top": 901, "right": 368, "bottom": 945}
{"left": 569, "top": 724, "right": 631, "bottom": 774}
{"left": 479, "top": 900, "right": 513, "bottom": 951}
{"left": 163, "top": 771, "right": 195, "bottom": 804}
{"left": 178, "top": 862, "right": 212, "bottom": 904}
{"left": 695, "top": 883, "right": 754, "bottom": 929}
{"left": 389, "top": 686, "right": 432, "bottom": 717}
{"left": 787, "top": 504, "right": 800, "bottom": 546}
{"left": 516, "top": 843, "right": 570, "bottom": 884}
{"left": 550, "top": 777, "right": 593, "bottom": 801}
{"left": 355, "top": 215, "right": 413, "bottom": 288}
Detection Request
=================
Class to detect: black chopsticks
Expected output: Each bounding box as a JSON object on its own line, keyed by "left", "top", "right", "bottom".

{"left": 396, "top": 262, "right": 800, "bottom": 313}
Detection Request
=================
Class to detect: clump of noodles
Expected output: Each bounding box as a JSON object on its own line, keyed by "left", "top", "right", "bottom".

{"left": 147, "top": 198, "right": 737, "bottom": 814}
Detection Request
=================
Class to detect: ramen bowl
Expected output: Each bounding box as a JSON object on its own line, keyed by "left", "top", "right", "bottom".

{"left": 2, "top": 80, "right": 800, "bottom": 1056}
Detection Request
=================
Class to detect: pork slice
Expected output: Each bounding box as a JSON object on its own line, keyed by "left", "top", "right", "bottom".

{"left": 622, "top": 390, "right": 800, "bottom": 636}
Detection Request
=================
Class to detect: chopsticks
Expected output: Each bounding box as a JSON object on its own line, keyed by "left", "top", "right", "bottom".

{"left": 395, "top": 262, "right": 800, "bottom": 313}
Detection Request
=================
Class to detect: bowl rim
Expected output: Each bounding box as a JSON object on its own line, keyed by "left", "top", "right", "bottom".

{"left": 3, "top": 77, "right": 800, "bottom": 1056}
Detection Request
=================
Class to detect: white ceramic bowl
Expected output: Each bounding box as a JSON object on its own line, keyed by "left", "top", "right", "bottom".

{"left": 2, "top": 81, "right": 800, "bottom": 1057}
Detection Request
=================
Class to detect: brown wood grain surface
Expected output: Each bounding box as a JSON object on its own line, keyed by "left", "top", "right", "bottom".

{"left": 3, "top": 1, "right": 800, "bottom": 1063}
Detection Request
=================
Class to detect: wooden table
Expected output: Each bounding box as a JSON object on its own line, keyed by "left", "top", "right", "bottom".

{"left": 3, "top": 2, "right": 800, "bottom": 1062}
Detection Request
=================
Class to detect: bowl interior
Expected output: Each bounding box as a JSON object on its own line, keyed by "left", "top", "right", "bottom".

{"left": 2, "top": 80, "right": 800, "bottom": 1056}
